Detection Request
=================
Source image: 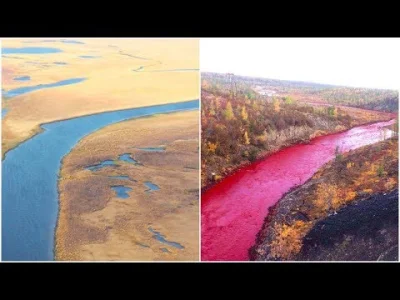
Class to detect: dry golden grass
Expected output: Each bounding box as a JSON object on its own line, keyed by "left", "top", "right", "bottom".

{"left": 56, "top": 110, "right": 199, "bottom": 261}
{"left": 2, "top": 39, "right": 199, "bottom": 157}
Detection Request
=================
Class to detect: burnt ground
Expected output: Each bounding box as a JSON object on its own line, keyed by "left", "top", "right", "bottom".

{"left": 295, "top": 189, "right": 398, "bottom": 261}
{"left": 250, "top": 189, "right": 398, "bottom": 262}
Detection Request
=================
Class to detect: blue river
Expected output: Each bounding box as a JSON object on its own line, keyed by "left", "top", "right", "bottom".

{"left": 2, "top": 99, "right": 199, "bottom": 261}
{"left": 3, "top": 78, "right": 87, "bottom": 98}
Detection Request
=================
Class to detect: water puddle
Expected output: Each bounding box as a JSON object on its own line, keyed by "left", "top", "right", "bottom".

{"left": 14, "top": 76, "right": 31, "bottom": 81}
{"left": 118, "top": 153, "right": 140, "bottom": 164}
{"left": 3, "top": 78, "right": 87, "bottom": 98}
{"left": 160, "top": 248, "right": 171, "bottom": 253}
{"left": 54, "top": 62, "right": 67, "bottom": 65}
{"left": 144, "top": 182, "right": 160, "bottom": 192}
{"left": 111, "top": 186, "right": 132, "bottom": 199}
{"left": 148, "top": 227, "right": 184, "bottom": 249}
{"left": 2, "top": 47, "right": 63, "bottom": 54}
{"left": 136, "top": 147, "right": 166, "bottom": 152}
{"left": 87, "top": 154, "right": 141, "bottom": 172}
{"left": 86, "top": 160, "right": 117, "bottom": 171}
{"left": 79, "top": 55, "right": 100, "bottom": 59}
{"left": 108, "top": 175, "right": 132, "bottom": 181}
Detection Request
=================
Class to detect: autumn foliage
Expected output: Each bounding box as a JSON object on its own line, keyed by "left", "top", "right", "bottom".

{"left": 314, "top": 87, "right": 398, "bottom": 112}
{"left": 201, "top": 75, "right": 391, "bottom": 188}
{"left": 267, "top": 138, "right": 398, "bottom": 260}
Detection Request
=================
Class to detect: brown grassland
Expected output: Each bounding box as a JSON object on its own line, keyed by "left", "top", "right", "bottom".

{"left": 2, "top": 39, "right": 199, "bottom": 158}
{"left": 56, "top": 110, "right": 199, "bottom": 261}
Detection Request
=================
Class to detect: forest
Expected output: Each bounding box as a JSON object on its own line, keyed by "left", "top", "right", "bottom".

{"left": 312, "top": 87, "right": 398, "bottom": 112}
{"left": 201, "top": 73, "right": 395, "bottom": 187}
{"left": 202, "top": 72, "right": 398, "bottom": 112}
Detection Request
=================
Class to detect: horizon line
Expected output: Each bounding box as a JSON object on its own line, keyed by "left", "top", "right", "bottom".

{"left": 201, "top": 70, "right": 399, "bottom": 91}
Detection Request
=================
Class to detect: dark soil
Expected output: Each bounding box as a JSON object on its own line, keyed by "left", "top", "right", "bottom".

{"left": 296, "top": 189, "right": 398, "bottom": 261}
{"left": 250, "top": 189, "right": 398, "bottom": 261}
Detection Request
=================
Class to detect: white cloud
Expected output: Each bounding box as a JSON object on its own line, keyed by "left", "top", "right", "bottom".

{"left": 200, "top": 38, "right": 400, "bottom": 90}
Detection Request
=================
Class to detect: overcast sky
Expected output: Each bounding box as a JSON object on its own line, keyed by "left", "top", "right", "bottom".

{"left": 200, "top": 38, "right": 400, "bottom": 90}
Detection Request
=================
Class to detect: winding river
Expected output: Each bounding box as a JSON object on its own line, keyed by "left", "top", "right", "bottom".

{"left": 2, "top": 100, "right": 199, "bottom": 261}
{"left": 201, "top": 119, "right": 396, "bottom": 261}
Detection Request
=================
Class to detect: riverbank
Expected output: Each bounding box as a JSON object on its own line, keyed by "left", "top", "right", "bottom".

{"left": 250, "top": 138, "right": 398, "bottom": 261}
{"left": 202, "top": 115, "right": 394, "bottom": 193}
{"left": 2, "top": 100, "right": 198, "bottom": 261}
{"left": 2, "top": 100, "right": 196, "bottom": 161}
{"left": 201, "top": 119, "right": 396, "bottom": 261}
{"left": 56, "top": 110, "right": 199, "bottom": 261}
{"left": 201, "top": 87, "right": 394, "bottom": 189}
{"left": 2, "top": 38, "right": 199, "bottom": 158}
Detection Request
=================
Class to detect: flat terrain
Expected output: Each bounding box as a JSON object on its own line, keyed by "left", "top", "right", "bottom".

{"left": 56, "top": 110, "right": 199, "bottom": 261}
{"left": 2, "top": 39, "right": 199, "bottom": 156}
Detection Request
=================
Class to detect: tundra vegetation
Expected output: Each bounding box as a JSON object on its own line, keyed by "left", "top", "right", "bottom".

{"left": 56, "top": 111, "right": 199, "bottom": 261}
{"left": 2, "top": 39, "right": 199, "bottom": 158}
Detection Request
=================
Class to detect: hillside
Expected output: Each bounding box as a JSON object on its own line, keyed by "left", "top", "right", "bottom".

{"left": 201, "top": 75, "right": 394, "bottom": 188}
{"left": 202, "top": 72, "right": 398, "bottom": 112}
{"left": 250, "top": 138, "right": 398, "bottom": 261}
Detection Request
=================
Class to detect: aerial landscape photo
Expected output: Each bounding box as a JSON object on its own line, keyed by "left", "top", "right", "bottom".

{"left": 200, "top": 38, "right": 399, "bottom": 261}
{"left": 1, "top": 38, "right": 200, "bottom": 261}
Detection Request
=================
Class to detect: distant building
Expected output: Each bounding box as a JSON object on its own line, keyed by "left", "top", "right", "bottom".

{"left": 259, "top": 89, "right": 277, "bottom": 97}
{"left": 227, "top": 73, "right": 234, "bottom": 83}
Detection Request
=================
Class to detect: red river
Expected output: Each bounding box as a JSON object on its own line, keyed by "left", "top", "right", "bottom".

{"left": 201, "top": 119, "right": 396, "bottom": 261}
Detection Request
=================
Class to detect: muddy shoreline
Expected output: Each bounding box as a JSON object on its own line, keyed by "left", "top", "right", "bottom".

{"left": 2, "top": 99, "right": 197, "bottom": 160}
